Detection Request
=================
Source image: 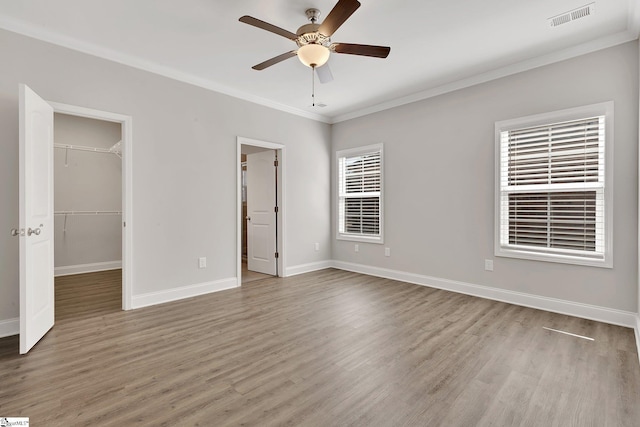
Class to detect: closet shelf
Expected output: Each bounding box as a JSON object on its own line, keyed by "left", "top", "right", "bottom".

{"left": 55, "top": 210, "right": 122, "bottom": 215}
{"left": 54, "top": 142, "right": 122, "bottom": 157}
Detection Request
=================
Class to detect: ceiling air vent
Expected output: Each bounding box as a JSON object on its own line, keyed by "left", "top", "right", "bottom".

{"left": 549, "top": 3, "right": 595, "bottom": 27}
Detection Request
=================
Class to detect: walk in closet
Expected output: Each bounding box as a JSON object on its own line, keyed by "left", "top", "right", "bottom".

{"left": 53, "top": 113, "right": 122, "bottom": 277}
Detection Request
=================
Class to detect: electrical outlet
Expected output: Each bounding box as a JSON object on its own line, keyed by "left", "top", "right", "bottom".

{"left": 315, "top": 242, "right": 320, "bottom": 251}
{"left": 199, "top": 257, "right": 207, "bottom": 269}
{"left": 484, "top": 259, "right": 493, "bottom": 271}
{"left": 355, "top": 244, "right": 359, "bottom": 253}
{"left": 384, "top": 247, "right": 391, "bottom": 257}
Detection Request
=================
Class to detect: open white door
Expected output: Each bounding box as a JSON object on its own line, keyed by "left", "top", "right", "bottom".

{"left": 18, "top": 84, "right": 55, "bottom": 354}
{"left": 246, "top": 150, "right": 277, "bottom": 276}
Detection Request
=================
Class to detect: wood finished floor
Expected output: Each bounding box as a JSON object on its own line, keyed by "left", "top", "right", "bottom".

{"left": 242, "top": 261, "right": 274, "bottom": 284}
{"left": 54, "top": 270, "right": 122, "bottom": 322}
{"left": 0, "top": 268, "right": 638, "bottom": 426}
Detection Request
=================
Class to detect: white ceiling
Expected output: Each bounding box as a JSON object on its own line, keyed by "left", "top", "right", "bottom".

{"left": 0, "top": 0, "right": 638, "bottom": 123}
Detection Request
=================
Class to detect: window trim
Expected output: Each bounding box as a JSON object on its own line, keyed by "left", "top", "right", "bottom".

{"left": 336, "top": 143, "right": 384, "bottom": 244}
{"left": 494, "top": 102, "right": 613, "bottom": 268}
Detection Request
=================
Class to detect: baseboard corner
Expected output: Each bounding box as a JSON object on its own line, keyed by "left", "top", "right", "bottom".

{"left": 131, "top": 277, "right": 238, "bottom": 309}
{"left": 635, "top": 315, "right": 640, "bottom": 366}
{"left": 285, "top": 260, "right": 334, "bottom": 277}
{"left": 55, "top": 260, "right": 122, "bottom": 277}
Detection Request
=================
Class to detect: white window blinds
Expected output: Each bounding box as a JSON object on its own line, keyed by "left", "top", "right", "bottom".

{"left": 497, "top": 106, "right": 611, "bottom": 266}
{"left": 337, "top": 145, "right": 383, "bottom": 242}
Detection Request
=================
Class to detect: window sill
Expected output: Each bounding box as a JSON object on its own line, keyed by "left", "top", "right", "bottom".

{"left": 337, "top": 234, "right": 384, "bottom": 244}
{"left": 495, "top": 246, "right": 612, "bottom": 268}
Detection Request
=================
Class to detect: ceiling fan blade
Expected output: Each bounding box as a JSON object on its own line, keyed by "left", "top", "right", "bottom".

{"left": 316, "top": 64, "right": 334, "bottom": 84}
{"left": 252, "top": 51, "right": 297, "bottom": 70}
{"left": 332, "top": 43, "right": 391, "bottom": 58}
{"left": 239, "top": 16, "right": 298, "bottom": 40}
{"left": 318, "top": 0, "right": 361, "bottom": 37}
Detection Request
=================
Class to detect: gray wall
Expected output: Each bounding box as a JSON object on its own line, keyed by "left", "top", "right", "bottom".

{"left": 54, "top": 113, "right": 122, "bottom": 269}
{"left": 0, "top": 29, "right": 331, "bottom": 321}
{"left": 332, "top": 41, "right": 639, "bottom": 313}
{"left": 0, "top": 28, "right": 637, "bottom": 326}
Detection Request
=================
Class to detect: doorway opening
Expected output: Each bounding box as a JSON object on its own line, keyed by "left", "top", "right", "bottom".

{"left": 237, "top": 137, "right": 285, "bottom": 285}
{"left": 51, "top": 102, "right": 133, "bottom": 311}
{"left": 53, "top": 113, "right": 122, "bottom": 321}
{"left": 18, "top": 85, "right": 132, "bottom": 354}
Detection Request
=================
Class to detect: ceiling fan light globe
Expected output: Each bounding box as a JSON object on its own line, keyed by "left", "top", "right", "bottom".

{"left": 297, "top": 44, "right": 330, "bottom": 68}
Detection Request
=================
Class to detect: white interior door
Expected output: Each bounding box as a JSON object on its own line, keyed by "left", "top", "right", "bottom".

{"left": 18, "top": 84, "right": 55, "bottom": 354}
{"left": 246, "top": 150, "right": 277, "bottom": 275}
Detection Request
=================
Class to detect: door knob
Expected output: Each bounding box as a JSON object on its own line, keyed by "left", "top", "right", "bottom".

{"left": 27, "top": 227, "right": 41, "bottom": 236}
{"left": 246, "top": 216, "right": 251, "bottom": 221}
{"left": 11, "top": 228, "right": 24, "bottom": 237}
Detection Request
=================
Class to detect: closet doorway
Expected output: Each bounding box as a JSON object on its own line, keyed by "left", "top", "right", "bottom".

{"left": 17, "top": 85, "right": 132, "bottom": 354}
{"left": 53, "top": 113, "right": 122, "bottom": 320}
{"left": 50, "top": 102, "right": 133, "bottom": 312}
{"left": 237, "top": 137, "right": 285, "bottom": 284}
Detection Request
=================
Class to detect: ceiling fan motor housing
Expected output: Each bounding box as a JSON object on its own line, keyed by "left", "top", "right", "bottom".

{"left": 295, "top": 23, "right": 331, "bottom": 48}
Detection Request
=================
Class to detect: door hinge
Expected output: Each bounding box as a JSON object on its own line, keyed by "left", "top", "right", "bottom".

{"left": 274, "top": 206, "right": 279, "bottom": 213}
{"left": 274, "top": 160, "right": 279, "bottom": 167}
{"left": 275, "top": 252, "right": 279, "bottom": 259}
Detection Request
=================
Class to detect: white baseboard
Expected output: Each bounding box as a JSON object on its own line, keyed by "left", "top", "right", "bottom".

{"left": 635, "top": 316, "right": 640, "bottom": 366}
{"left": 55, "top": 261, "right": 122, "bottom": 277}
{"left": 332, "top": 261, "right": 637, "bottom": 328}
{"left": 131, "top": 277, "right": 238, "bottom": 309}
{"left": 0, "top": 317, "right": 19, "bottom": 338}
{"left": 285, "top": 260, "right": 334, "bottom": 277}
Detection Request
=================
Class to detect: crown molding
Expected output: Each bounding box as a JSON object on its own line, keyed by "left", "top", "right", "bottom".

{"left": 1, "top": 14, "right": 636, "bottom": 126}
{"left": 330, "top": 29, "right": 638, "bottom": 123}
{"left": 0, "top": 16, "right": 332, "bottom": 124}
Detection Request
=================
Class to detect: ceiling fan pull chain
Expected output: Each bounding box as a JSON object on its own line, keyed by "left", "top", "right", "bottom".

{"left": 311, "top": 65, "right": 316, "bottom": 107}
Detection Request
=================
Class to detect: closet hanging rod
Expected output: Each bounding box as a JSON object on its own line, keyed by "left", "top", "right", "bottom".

{"left": 54, "top": 210, "right": 122, "bottom": 215}
{"left": 54, "top": 143, "right": 116, "bottom": 155}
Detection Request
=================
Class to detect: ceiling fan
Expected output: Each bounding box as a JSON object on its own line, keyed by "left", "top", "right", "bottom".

{"left": 239, "top": 0, "right": 390, "bottom": 83}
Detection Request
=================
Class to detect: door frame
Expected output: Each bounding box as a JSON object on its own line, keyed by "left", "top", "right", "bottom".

{"left": 236, "top": 136, "right": 285, "bottom": 283}
{"left": 50, "top": 101, "right": 133, "bottom": 310}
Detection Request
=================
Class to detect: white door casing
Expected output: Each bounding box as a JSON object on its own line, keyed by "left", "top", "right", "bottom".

{"left": 246, "top": 150, "right": 277, "bottom": 276}
{"left": 19, "top": 84, "right": 55, "bottom": 354}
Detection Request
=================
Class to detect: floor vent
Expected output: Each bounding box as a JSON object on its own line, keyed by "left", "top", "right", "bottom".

{"left": 549, "top": 3, "right": 595, "bottom": 27}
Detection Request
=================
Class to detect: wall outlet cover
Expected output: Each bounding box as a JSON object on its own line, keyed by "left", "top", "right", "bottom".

{"left": 484, "top": 259, "right": 493, "bottom": 271}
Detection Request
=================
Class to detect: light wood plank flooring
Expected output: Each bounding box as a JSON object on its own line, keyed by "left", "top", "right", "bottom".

{"left": 242, "top": 261, "right": 273, "bottom": 284}
{"left": 0, "top": 268, "right": 638, "bottom": 426}
{"left": 55, "top": 270, "right": 122, "bottom": 321}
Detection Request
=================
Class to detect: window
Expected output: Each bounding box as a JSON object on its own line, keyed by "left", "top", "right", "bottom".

{"left": 495, "top": 102, "right": 612, "bottom": 267}
{"left": 337, "top": 144, "right": 383, "bottom": 243}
